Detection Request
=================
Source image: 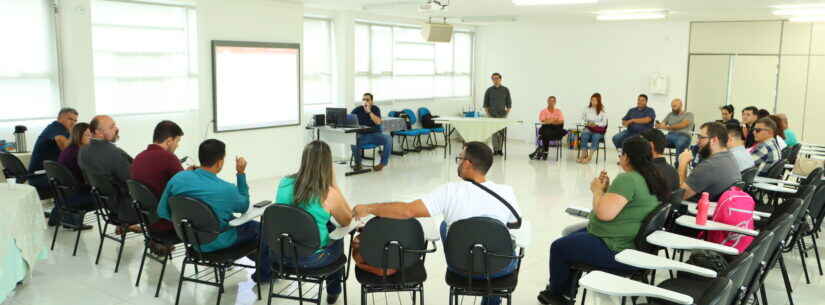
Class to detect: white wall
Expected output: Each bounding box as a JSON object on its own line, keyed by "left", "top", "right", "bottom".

{"left": 475, "top": 20, "right": 691, "bottom": 142}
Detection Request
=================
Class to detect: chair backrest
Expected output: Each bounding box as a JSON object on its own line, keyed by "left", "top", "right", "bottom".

{"left": 168, "top": 196, "right": 221, "bottom": 250}
{"left": 634, "top": 204, "right": 671, "bottom": 254}
{"left": 388, "top": 111, "right": 399, "bottom": 118}
{"left": 763, "top": 160, "right": 787, "bottom": 179}
{"left": 740, "top": 167, "right": 758, "bottom": 186}
{"left": 696, "top": 277, "right": 734, "bottom": 305}
{"left": 127, "top": 179, "right": 162, "bottom": 226}
{"left": 721, "top": 252, "right": 755, "bottom": 305}
{"left": 809, "top": 184, "right": 825, "bottom": 232}
{"left": 261, "top": 204, "right": 321, "bottom": 263}
{"left": 418, "top": 107, "right": 432, "bottom": 119}
{"left": 360, "top": 217, "right": 427, "bottom": 271}
{"left": 786, "top": 144, "right": 802, "bottom": 165}
{"left": 0, "top": 152, "right": 28, "bottom": 179}
{"left": 445, "top": 217, "right": 515, "bottom": 277}
{"left": 43, "top": 160, "right": 79, "bottom": 190}
{"left": 402, "top": 109, "right": 418, "bottom": 125}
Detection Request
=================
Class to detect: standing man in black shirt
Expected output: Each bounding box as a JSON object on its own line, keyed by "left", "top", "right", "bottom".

{"left": 483, "top": 72, "right": 512, "bottom": 155}
{"left": 741, "top": 106, "right": 759, "bottom": 148}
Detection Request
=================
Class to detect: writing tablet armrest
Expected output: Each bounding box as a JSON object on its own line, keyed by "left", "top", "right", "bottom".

{"left": 615, "top": 249, "right": 717, "bottom": 278}
{"left": 579, "top": 271, "right": 694, "bottom": 305}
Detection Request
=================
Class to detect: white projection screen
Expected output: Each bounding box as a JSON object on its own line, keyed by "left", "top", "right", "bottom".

{"left": 212, "top": 41, "right": 301, "bottom": 132}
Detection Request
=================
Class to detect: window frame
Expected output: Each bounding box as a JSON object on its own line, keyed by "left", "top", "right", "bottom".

{"left": 302, "top": 16, "right": 336, "bottom": 106}
{"left": 354, "top": 20, "right": 475, "bottom": 103}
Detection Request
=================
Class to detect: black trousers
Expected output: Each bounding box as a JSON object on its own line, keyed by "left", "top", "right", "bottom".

{"left": 538, "top": 124, "right": 566, "bottom": 151}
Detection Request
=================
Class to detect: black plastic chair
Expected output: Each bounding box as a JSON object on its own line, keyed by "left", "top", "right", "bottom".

{"left": 261, "top": 204, "right": 348, "bottom": 305}
{"left": 570, "top": 204, "right": 672, "bottom": 305}
{"left": 761, "top": 159, "right": 788, "bottom": 180}
{"left": 575, "top": 124, "right": 608, "bottom": 164}
{"left": 127, "top": 179, "right": 183, "bottom": 297}
{"left": 802, "top": 184, "right": 825, "bottom": 278}
{"left": 741, "top": 167, "right": 759, "bottom": 190}
{"left": 444, "top": 217, "right": 525, "bottom": 305}
{"left": 43, "top": 161, "right": 95, "bottom": 256}
{"left": 742, "top": 215, "right": 793, "bottom": 305}
{"left": 637, "top": 276, "right": 733, "bottom": 305}
{"left": 169, "top": 196, "right": 260, "bottom": 305}
{"left": 782, "top": 144, "right": 802, "bottom": 165}
{"left": 86, "top": 173, "right": 139, "bottom": 273}
{"left": 654, "top": 253, "right": 754, "bottom": 305}
{"left": 1, "top": 151, "right": 54, "bottom": 200}
{"left": 354, "top": 217, "right": 437, "bottom": 305}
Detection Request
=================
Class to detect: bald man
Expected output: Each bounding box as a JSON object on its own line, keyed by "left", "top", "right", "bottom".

{"left": 656, "top": 99, "right": 694, "bottom": 164}
{"left": 78, "top": 115, "right": 139, "bottom": 227}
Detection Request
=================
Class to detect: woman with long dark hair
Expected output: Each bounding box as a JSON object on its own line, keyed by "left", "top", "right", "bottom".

{"left": 538, "top": 136, "right": 666, "bottom": 305}
{"left": 51, "top": 122, "right": 94, "bottom": 229}
{"left": 577, "top": 93, "right": 608, "bottom": 164}
{"left": 274, "top": 140, "right": 352, "bottom": 303}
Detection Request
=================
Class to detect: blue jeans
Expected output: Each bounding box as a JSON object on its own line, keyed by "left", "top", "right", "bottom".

{"left": 352, "top": 132, "right": 393, "bottom": 166}
{"left": 579, "top": 131, "right": 604, "bottom": 151}
{"left": 441, "top": 222, "right": 517, "bottom": 305}
{"left": 233, "top": 221, "right": 273, "bottom": 282}
{"left": 611, "top": 130, "right": 637, "bottom": 149}
{"left": 666, "top": 132, "right": 691, "bottom": 156}
{"left": 547, "top": 229, "right": 637, "bottom": 297}
{"left": 285, "top": 239, "right": 344, "bottom": 295}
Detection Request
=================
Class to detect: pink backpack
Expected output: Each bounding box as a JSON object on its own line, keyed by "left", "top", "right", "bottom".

{"left": 697, "top": 186, "right": 755, "bottom": 252}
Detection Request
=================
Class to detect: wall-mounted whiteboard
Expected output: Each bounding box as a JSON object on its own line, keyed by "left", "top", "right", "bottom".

{"left": 212, "top": 41, "right": 301, "bottom": 132}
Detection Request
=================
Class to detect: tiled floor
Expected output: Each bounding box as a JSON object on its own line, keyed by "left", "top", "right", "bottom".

{"left": 5, "top": 141, "right": 824, "bottom": 305}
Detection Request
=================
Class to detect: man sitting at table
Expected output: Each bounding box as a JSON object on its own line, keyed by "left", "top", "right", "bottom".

{"left": 353, "top": 141, "right": 527, "bottom": 305}
{"left": 27, "top": 108, "right": 78, "bottom": 196}
{"left": 678, "top": 122, "right": 741, "bottom": 201}
{"left": 726, "top": 123, "right": 756, "bottom": 172}
{"left": 156, "top": 139, "right": 272, "bottom": 282}
{"left": 350, "top": 93, "right": 393, "bottom": 172}
{"left": 612, "top": 94, "right": 656, "bottom": 149}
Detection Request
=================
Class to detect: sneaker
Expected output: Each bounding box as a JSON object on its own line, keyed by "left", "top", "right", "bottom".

{"left": 373, "top": 164, "right": 385, "bottom": 172}
{"left": 537, "top": 290, "right": 572, "bottom": 305}
{"left": 64, "top": 224, "right": 94, "bottom": 231}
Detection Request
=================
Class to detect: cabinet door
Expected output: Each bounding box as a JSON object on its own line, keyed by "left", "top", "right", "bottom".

{"left": 729, "top": 55, "right": 779, "bottom": 115}
{"left": 687, "top": 55, "right": 730, "bottom": 125}
{"left": 803, "top": 56, "right": 825, "bottom": 143}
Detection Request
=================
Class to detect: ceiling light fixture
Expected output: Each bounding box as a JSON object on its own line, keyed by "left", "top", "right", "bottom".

{"left": 512, "top": 0, "right": 598, "bottom": 6}
{"left": 596, "top": 9, "right": 668, "bottom": 21}
{"left": 772, "top": 8, "right": 825, "bottom": 16}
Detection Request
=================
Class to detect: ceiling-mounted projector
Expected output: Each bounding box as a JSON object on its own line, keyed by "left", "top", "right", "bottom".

{"left": 419, "top": 0, "right": 448, "bottom": 13}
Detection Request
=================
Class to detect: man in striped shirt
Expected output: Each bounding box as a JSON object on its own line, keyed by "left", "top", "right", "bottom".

{"left": 749, "top": 117, "right": 782, "bottom": 176}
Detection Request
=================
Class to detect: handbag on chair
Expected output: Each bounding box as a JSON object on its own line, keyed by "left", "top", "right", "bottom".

{"left": 792, "top": 155, "right": 823, "bottom": 177}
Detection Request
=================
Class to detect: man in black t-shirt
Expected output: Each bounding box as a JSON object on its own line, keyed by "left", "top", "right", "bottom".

{"left": 350, "top": 93, "right": 392, "bottom": 171}
{"left": 641, "top": 129, "right": 679, "bottom": 192}
{"left": 28, "top": 108, "right": 78, "bottom": 191}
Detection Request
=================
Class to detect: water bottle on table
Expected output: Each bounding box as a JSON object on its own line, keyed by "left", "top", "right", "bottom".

{"left": 696, "top": 192, "right": 710, "bottom": 225}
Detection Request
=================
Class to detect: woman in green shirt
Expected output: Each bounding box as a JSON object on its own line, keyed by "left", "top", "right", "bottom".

{"left": 275, "top": 141, "right": 353, "bottom": 304}
{"left": 538, "top": 136, "right": 670, "bottom": 305}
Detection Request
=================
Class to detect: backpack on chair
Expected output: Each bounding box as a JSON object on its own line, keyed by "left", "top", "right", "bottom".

{"left": 698, "top": 186, "right": 755, "bottom": 253}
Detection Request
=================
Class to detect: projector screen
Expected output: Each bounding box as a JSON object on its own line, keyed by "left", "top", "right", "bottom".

{"left": 212, "top": 41, "right": 301, "bottom": 132}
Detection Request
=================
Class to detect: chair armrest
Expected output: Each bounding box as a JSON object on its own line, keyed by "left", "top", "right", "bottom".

{"left": 565, "top": 206, "right": 591, "bottom": 219}
{"left": 579, "top": 271, "right": 694, "bottom": 305}
{"left": 646, "top": 230, "right": 739, "bottom": 255}
{"left": 675, "top": 215, "right": 759, "bottom": 236}
{"left": 686, "top": 205, "right": 763, "bottom": 221}
{"left": 615, "top": 249, "right": 717, "bottom": 278}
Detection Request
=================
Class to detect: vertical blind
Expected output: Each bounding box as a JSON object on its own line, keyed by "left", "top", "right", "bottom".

{"left": 354, "top": 22, "right": 473, "bottom": 102}
{"left": 303, "top": 18, "right": 335, "bottom": 105}
{"left": 0, "top": 0, "right": 61, "bottom": 121}
{"left": 91, "top": 0, "right": 198, "bottom": 115}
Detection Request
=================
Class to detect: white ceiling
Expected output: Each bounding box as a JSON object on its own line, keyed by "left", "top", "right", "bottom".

{"left": 304, "top": 0, "right": 825, "bottom": 23}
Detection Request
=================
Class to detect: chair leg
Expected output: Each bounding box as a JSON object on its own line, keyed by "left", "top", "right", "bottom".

{"left": 95, "top": 224, "right": 107, "bottom": 265}
{"left": 760, "top": 284, "right": 769, "bottom": 305}
{"left": 136, "top": 245, "right": 149, "bottom": 287}
{"left": 114, "top": 231, "right": 126, "bottom": 273}
{"left": 779, "top": 255, "right": 795, "bottom": 305}
{"left": 267, "top": 277, "right": 276, "bottom": 305}
{"left": 174, "top": 260, "right": 187, "bottom": 305}
{"left": 50, "top": 220, "right": 60, "bottom": 250}
{"left": 811, "top": 234, "right": 823, "bottom": 276}
{"left": 580, "top": 289, "right": 587, "bottom": 305}
{"left": 72, "top": 222, "right": 83, "bottom": 256}
{"left": 798, "top": 240, "right": 811, "bottom": 284}
{"left": 155, "top": 253, "right": 170, "bottom": 297}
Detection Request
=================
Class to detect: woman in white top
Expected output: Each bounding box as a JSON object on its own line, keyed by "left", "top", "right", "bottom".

{"left": 577, "top": 93, "right": 608, "bottom": 164}
{"left": 768, "top": 115, "right": 788, "bottom": 150}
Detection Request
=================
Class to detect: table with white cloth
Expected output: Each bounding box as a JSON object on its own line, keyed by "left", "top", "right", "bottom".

{"left": 432, "top": 116, "right": 523, "bottom": 159}
{"left": 0, "top": 152, "right": 32, "bottom": 182}
{"left": 0, "top": 183, "right": 49, "bottom": 303}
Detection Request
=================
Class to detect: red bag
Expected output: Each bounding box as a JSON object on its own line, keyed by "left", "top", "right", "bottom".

{"left": 587, "top": 125, "right": 607, "bottom": 134}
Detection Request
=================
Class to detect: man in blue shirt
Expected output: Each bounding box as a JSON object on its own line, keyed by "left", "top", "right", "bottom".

{"left": 350, "top": 93, "right": 393, "bottom": 171}
{"left": 28, "top": 108, "right": 78, "bottom": 193}
{"left": 157, "top": 139, "right": 272, "bottom": 282}
{"left": 612, "top": 94, "right": 656, "bottom": 148}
